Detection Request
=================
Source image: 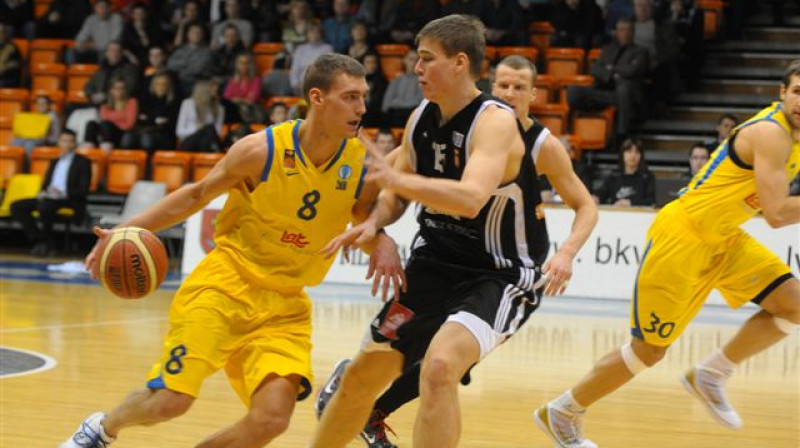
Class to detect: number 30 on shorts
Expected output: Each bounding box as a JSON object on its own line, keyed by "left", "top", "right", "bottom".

{"left": 643, "top": 312, "right": 676, "bottom": 339}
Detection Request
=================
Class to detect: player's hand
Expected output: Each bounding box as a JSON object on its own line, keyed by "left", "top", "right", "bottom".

{"left": 367, "top": 232, "right": 407, "bottom": 302}
{"left": 359, "top": 130, "right": 399, "bottom": 190}
{"left": 85, "top": 226, "right": 112, "bottom": 280}
{"left": 319, "top": 220, "right": 378, "bottom": 261}
{"left": 540, "top": 250, "right": 574, "bottom": 296}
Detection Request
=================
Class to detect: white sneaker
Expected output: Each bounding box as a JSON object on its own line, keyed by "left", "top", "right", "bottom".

{"left": 534, "top": 404, "right": 598, "bottom": 448}
{"left": 680, "top": 367, "right": 742, "bottom": 429}
{"left": 59, "top": 412, "right": 115, "bottom": 448}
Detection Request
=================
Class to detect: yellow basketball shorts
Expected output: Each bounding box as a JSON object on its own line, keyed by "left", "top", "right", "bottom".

{"left": 630, "top": 203, "right": 793, "bottom": 347}
{"left": 146, "top": 255, "right": 313, "bottom": 407}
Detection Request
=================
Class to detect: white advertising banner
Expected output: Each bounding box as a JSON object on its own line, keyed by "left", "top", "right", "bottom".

{"left": 182, "top": 199, "right": 799, "bottom": 303}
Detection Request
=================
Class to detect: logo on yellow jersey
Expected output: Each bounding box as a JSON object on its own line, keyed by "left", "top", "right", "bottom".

{"left": 744, "top": 193, "right": 761, "bottom": 210}
{"left": 284, "top": 149, "right": 296, "bottom": 169}
{"left": 280, "top": 230, "right": 310, "bottom": 248}
{"left": 336, "top": 164, "right": 353, "bottom": 190}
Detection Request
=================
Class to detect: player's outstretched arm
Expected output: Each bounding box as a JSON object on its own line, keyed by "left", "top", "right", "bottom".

{"left": 536, "top": 135, "right": 599, "bottom": 296}
{"left": 745, "top": 123, "right": 800, "bottom": 227}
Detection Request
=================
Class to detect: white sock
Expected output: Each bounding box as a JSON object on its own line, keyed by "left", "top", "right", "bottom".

{"left": 98, "top": 417, "right": 116, "bottom": 442}
{"left": 553, "top": 389, "right": 586, "bottom": 414}
{"left": 698, "top": 350, "right": 737, "bottom": 378}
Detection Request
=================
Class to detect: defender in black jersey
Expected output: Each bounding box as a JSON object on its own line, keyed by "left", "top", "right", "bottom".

{"left": 310, "top": 17, "right": 597, "bottom": 448}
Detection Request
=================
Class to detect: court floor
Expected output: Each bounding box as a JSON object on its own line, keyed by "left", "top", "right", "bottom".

{"left": 0, "top": 259, "right": 798, "bottom": 448}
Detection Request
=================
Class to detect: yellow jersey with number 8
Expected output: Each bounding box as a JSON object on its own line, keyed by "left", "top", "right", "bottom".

{"left": 679, "top": 102, "right": 800, "bottom": 236}
{"left": 211, "top": 120, "right": 368, "bottom": 294}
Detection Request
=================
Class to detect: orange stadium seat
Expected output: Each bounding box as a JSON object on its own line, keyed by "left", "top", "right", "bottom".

{"left": 545, "top": 48, "right": 586, "bottom": 81}
{"left": 586, "top": 48, "right": 603, "bottom": 73}
{"left": 106, "top": 149, "right": 147, "bottom": 194}
{"left": 573, "top": 107, "right": 616, "bottom": 151}
{"left": 67, "top": 64, "right": 99, "bottom": 104}
{"left": 191, "top": 153, "right": 224, "bottom": 182}
{"left": 484, "top": 45, "right": 498, "bottom": 62}
{"left": 558, "top": 74, "right": 595, "bottom": 105}
{"left": 152, "top": 151, "right": 192, "bottom": 192}
{"left": 533, "top": 74, "right": 557, "bottom": 105}
{"left": 75, "top": 147, "right": 106, "bottom": 192}
{"left": 699, "top": 0, "right": 725, "bottom": 39}
{"left": 560, "top": 134, "right": 583, "bottom": 159}
{"left": 264, "top": 95, "right": 303, "bottom": 110}
{"left": 29, "top": 39, "right": 68, "bottom": 67}
{"left": 0, "top": 88, "right": 29, "bottom": 129}
{"left": 29, "top": 146, "right": 61, "bottom": 178}
{"left": 12, "top": 38, "right": 29, "bottom": 61}
{"left": 0, "top": 128, "right": 13, "bottom": 146}
{"left": 497, "top": 46, "right": 539, "bottom": 63}
{"left": 529, "top": 21, "right": 555, "bottom": 58}
{"left": 253, "top": 42, "right": 283, "bottom": 76}
{"left": 31, "top": 63, "right": 66, "bottom": 91}
{"left": 0, "top": 145, "right": 26, "bottom": 187}
{"left": 376, "top": 44, "right": 411, "bottom": 80}
{"left": 531, "top": 103, "right": 569, "bottom": 135}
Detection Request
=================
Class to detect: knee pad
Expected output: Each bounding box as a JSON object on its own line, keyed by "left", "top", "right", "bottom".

{"left": 621, "top": 342, "right": 649, "bottom": 375}
{"left": 774, "top": 317, "right": 799, "bottom": 334}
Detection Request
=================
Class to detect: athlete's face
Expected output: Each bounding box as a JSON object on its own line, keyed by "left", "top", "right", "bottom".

{"left": 315, "top": 73, "right": 368, "bottom": 138}
{"left": 415, "top": 38, "right": 463, "bottom": 102}
{"left": 492, "top": 64, "right": 536, "bottom": 120}
{"left": 780, "top": 73, "right": 800, "bottom": 130}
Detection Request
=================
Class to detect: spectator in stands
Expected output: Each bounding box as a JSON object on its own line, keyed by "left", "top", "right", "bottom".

{"left": 704, "top": 113, "right": 739, "bottom": 151}
{"left": 361, "top": 52, "right": 387, "bottom": 127}
{"left": 376, "top": 0, "right": 439, "bottom": 44}
{"left": 176, "top": 79, "right": 224, "bottom": 152}
{"left": 480, "top": 0, "right": 525, "bottom": 46}
{"left": 137, "top": 71, "right": 179, "bottom": 155}
{"left": 224, "top": 53, "right": 264, "bottom": 123}
{"left": 375, "top": 128, "right": 397, "bottom": 155}
{"left": 144, "top": 45, "right": 171, "bottom": 81}
{"left": 172, "top": 0, "right": 202, "bottom": 47}
{"left": 213, "top": 24, "right": 247, "bottom": 79}
{"left": 289, "top": 22, "right": 334, "bottom": 95}
{"left": 382, "top": 49, "right": 423, "bottom": 127}
{"left": 323, "top": 0, "right": 353, "bottom": 54}
{"left": 282, "top": 0, "right": 313, "bottom": 56}
{"left": 10, "top": 129, "right": 90, "bottom": 257}
{"left": 668, "top": 0, "right": 703, "bottom": 90}
{"left": 567, "top": 17, "right": 649, "bottom": 140}
{"left": 0, "top": 0, "right": 34, "bottom": 39}
{"left": 0, "top": 24, "right": 22, "bottom": 87}
{"left": 211, "top": 0, "right": 254, "bottom": 49}
{"left": 632, "top": 0, "right": 682, "bottom": 109}
{"left": 12, "top": 95, "right": 61, "bottom": 158}
{"left": 74, "top": 0, "right": 124, "bottom": 63}
{"left": 684, "top": 141, "right": 710, "bottom": 180}
{"left": 85, "top": 41, "right": 142, "bottom": 106}
{"left": 603, "top": 0, "right": 634, "bottom": 39}
{"left": 267, "top": 101, "right": 289, "bottom": 125}
{"left": 242, "top": 0, "right": 282, "bottom": 43}
{"left": 168, "top": 22, "right": 215, "bottom": 97}
{"left": 86, "top": 78, "right": 139, "bottom": 149}
{"left": 550, "top": 0, "right": 604, "bottom": 50}
{"left": 36, "top": 0, "right": 92, "bottom": 39}
{"left": 121, "top": 4, "right": 164, "bottom": 66}
{"left": 598, "top": 138, "right": 656, "bottom": 207}
{"left": 347, "top": 20, "right": 372, "bottom": 62}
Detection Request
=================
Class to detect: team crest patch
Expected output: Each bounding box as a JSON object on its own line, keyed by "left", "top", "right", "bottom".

{"left": 336, "top": 164, "right": 353, "bottom": 190}
{"left": 284, "top": 149, "right": 296, "bottom": 169}
{"left": 201, "top": 209, "right": 220, "bottom": 253}
{"left": 452, "top": 131, "right": 464, "bottom": 148}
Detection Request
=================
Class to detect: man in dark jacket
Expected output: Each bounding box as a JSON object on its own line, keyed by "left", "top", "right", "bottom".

{"left": 566, "top": 17, "right": 649, "bottom": 138}
{"left": 11, "top": 129, "right": 91, "bottom": 256}
{"left": 84, "top": 41, "right": 141, "bottom": 105}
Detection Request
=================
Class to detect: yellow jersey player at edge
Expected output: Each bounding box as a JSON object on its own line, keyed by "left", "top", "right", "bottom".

{"left": 59, "top": 54, "right": 406, "bottom": 448}
{"left": 535, "top": 59, "right": 800, "bottom": 447}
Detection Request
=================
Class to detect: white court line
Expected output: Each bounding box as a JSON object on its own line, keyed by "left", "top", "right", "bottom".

{"left": 0, "top": 316, "right": 168, "bottom": 334}
{"left": 0, "top": 346, "right": 57, "bottom": 379}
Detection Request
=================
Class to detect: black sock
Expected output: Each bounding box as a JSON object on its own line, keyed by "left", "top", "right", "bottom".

{"left": 374, "top": 362, "right": 422, "bottom": 415}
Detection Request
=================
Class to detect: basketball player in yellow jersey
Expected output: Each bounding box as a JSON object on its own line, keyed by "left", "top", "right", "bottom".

{"left": 536, "top": 60, "right": 800, "bottom": 448}
{"left": 59, "top": 54, "right": 405, "bottom": 448}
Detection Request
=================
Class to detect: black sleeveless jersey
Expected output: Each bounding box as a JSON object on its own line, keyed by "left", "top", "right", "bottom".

{"left": 407, "top": 93, "right": 550, "bottom": 283}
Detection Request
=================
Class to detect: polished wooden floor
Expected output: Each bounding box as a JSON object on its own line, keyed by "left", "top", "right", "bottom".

{"left": 1, "top": 272, "right": 798, "bottom": 447}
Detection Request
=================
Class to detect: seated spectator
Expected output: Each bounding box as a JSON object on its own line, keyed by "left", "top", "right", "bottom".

{"left": 382, "top": 50, "right": 423, "bottom": 127}
{"left": 211, "top": 0, "right": 254, "bottom": 49}
{"left": 242, "top": 0, "right": 282, "bottom": 43}
{"left": 171, "top": 0, "right": 202, "bottom": 48}
{"left": 374, "top": 128, "right": 397, "bottom": 155}
{"left": 604, "top": 0, "right": 635, "bottom": 40}
{"left": 84, "top": 41, "right": 142, "bottom": 106}
{"left": 377, "top": 0, "right": 439, "bottom": 44}
{"left": 10, "top": 129, "right": 90, "bottom": 257}
{"left": 213, "top": 24, "right": 247, "bottom": 80}
{"left": 176, "top": 79, "right": 224, "bottom": 152}
{"left": 597, "top": 138, "right": 656, "bottom": 207}
{"left": 12, "top": 95, "right": 61, "bottom": 158}
{"left": 73, "top": 0, "right": 124, "bottom": 63}
{"left": 0, "top": 0, "right": 34, "bottom": 39}
{"left": 705, "top": 113, "right": 739, "bottom": 151}
{"left": 121, "top": 3, "right": 164, "bottom": 66}
{"left": 224, "top": 53, "right": 264, "bottom": 123}
{"left": 36, "top": 0, "right": 92, "bottom": 39}
{"left": 138, "top": 71, "right": 180, "bottom": 156}
{"left": 550, "top": 0, "right": 604, "bottom": 50}
{"left": 262, "top": 56, "right": 294, "bottom": 97}
{"left": 282, "top": 0, "right": 313, "bottom": 56}
{"left": 167, "top": 22, "right": 215, "bottom": 97}
{"left": 685, "top": 141, "right": 711, "bottom": 180}
{"left": 347, "top": 20, "right": 372, "bottom": 63}
{"left": 0, "top": 24, "right": 22, "bottom": 88}
{"left": 85, "top": 78, "right": 139, "bottom": 149}
{"left": 289, "top": 23, "right": 334, "bottom": 95}
{"left": 323, "top": 0, "right": 353, "bottom": 54}
{"left": 633, "top": 0, "right": 682, "bottom": 108}
{"left": 143, "top": 45, "right": 176, "bottom": 85}
{"left": 567, "top": 18, "right": 649, "bottom": 139}
{"left": 267, "top": 101, "right": 289, "bottom": 125}
{"left": 361, "top": 52, "right": 387, "bottom": 127}
{"left": 668, "top": 0, "right": 703, "bottom": 90}
{"left": 480, "top": 0, "right": 524, "bottom": 46}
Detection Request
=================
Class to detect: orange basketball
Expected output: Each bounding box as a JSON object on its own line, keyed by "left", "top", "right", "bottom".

{"left": 95, "top": 227, "right": 169, "bottom": 299}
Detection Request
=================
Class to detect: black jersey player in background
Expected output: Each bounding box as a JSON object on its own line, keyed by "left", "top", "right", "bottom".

{"left": 309, "top": 15, "right": 598, "bottom": 448}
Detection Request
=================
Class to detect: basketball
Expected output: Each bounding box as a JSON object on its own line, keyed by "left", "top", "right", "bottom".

{"left": 95, "top": 227, "right": 169, "bottom": 299}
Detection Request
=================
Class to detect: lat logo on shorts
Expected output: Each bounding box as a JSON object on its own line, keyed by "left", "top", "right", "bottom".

{"left": 280, "top": 231, "right": 309, "bottom": 248}
{"left": 743, "top": 193, "right": 760, "bottom": 210}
